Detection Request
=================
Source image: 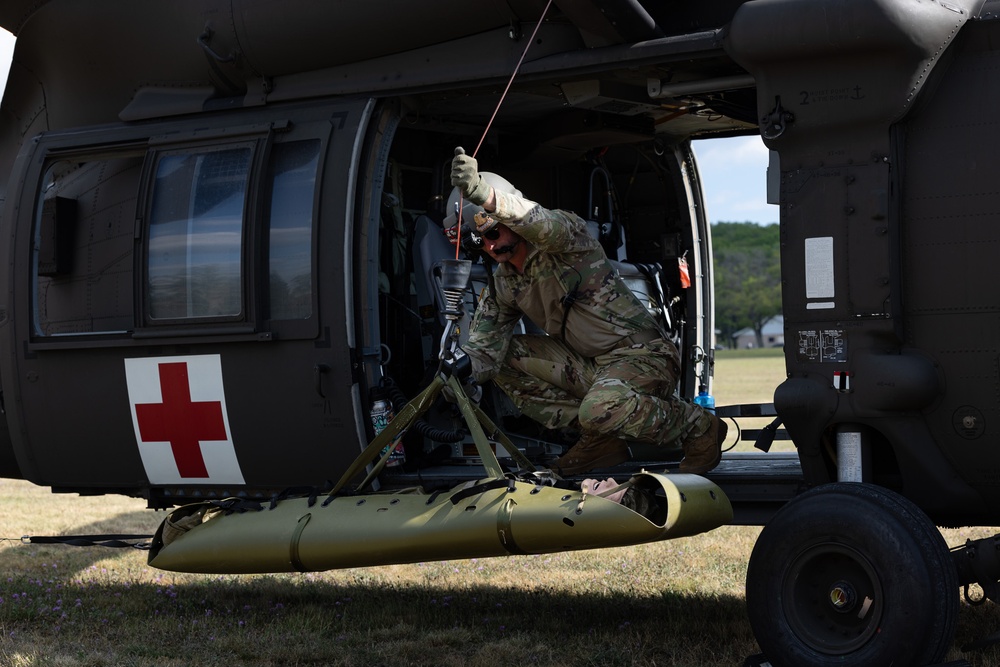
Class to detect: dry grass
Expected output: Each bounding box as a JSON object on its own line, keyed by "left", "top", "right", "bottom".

{"left": 713, "top": 348, "right": 786, "bottom": 407}
{"left": 712, "top": 348, "right": 792, "bottom": 454}
{"left": 0, "top": 351, "right": 998, "bottom": 666}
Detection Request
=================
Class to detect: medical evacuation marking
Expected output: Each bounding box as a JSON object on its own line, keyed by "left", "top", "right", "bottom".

{"left": 124, "top": 354, "right": 245, "bottom": 485}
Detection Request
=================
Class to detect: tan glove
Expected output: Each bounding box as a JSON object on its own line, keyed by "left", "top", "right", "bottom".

{"left": 451, "top": 147, "right": 492, "bottom": 205}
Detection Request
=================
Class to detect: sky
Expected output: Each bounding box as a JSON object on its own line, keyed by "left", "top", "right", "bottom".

{"left": 0, "top": 28, "right": 773, "bottom": 226}
{"left": 0, "top": 29, "right": 10, "bottom": 97}
{"left": 694, "top": 135, "right": 776, "bottom": 226}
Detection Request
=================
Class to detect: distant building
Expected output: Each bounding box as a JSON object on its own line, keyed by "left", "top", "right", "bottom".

{"left": 734, "top": 315, "right": 784, "bottom": 349}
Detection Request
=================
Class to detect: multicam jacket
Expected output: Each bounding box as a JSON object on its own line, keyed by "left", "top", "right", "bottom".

{"left": 466, "top": 190, "right": 663, "bottom": 382}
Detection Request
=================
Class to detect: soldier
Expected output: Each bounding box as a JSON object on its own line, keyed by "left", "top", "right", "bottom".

{"left": 449, "top": 149, "right": 727, "bottom": 475}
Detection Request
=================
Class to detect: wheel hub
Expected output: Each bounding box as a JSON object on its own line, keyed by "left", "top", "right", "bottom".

{"left": 828, "top": 580, "right": 856, "bottom": 612}
{"left": 782, "top": 543, "right": 883, "bottom": 655}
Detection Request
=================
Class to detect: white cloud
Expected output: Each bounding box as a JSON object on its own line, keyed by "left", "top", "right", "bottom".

{"left": 697, "top": 135, "right": 769, "bottom": 167}
{"left": 693, "top": 135, "right": 776, "bottom": 225}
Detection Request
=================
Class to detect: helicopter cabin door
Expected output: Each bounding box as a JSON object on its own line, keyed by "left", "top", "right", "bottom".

{"left": 0, "top": 99, "right": 376, "bottom": 505}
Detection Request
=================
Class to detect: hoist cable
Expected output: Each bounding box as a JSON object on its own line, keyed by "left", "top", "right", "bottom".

{"left": 455, "top": 0, "right": 555, "bottom": 259}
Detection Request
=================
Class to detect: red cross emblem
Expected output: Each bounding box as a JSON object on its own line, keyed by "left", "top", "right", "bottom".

{"left": 125, "top": 355, "right": 244, "bottom": 485}
{"left": 135, "top": 362, "right": 226, "bottom": 478}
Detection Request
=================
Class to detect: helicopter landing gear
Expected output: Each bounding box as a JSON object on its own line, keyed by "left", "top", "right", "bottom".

{"left": 746, "top": 482, "right": 958, "bottom": 667}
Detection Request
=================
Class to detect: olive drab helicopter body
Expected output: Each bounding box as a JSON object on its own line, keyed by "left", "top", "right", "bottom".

{"left": 2, "top": 0, "right": 1000, "bottom": 664}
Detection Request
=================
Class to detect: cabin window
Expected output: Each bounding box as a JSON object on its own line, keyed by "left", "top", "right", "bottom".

{"left": 147, "top": 145, "right": 252, "bottom": 320}
{"left": 33, "top": 152, "right": 144, "bottom": 336}
{"left": 267, "top": 140, "right": 320, "bottom": 320}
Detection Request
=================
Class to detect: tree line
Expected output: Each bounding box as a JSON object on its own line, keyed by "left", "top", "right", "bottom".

{"left": 711, "top": 221, "right": 781, "bottom": 349}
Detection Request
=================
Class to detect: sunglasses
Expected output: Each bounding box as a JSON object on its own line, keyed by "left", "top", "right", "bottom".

{"left": 481, "top": 228, "right": 502, "bottom": 241}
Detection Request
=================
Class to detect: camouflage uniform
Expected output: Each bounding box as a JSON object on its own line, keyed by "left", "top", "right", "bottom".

{"left": 465, "top": 190, "right": 711, "bottom": 448}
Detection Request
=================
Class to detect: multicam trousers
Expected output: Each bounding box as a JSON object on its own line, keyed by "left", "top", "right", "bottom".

{"left": 492, "top": 334, "right": 711, "bottom": 446}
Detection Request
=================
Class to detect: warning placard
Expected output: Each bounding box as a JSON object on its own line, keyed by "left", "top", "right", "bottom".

{"left": 796, "top": 329, "right": 847, "bottom": 363}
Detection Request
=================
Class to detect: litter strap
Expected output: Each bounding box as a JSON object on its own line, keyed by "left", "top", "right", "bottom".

{"left": 449, "top": 478, "right": 515, "bottom": 505}
{"left": 21, "top": 534, "right": 152, "bottom": 549}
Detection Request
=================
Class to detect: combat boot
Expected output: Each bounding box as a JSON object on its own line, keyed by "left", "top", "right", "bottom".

{"left": 679, "top": 414, "right": 728, "bottom": 474}
{"left": 552, "top": 432, "right": 630, "bottom": 476}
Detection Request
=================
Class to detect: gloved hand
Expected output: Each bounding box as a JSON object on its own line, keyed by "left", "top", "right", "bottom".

{"left": 451, "top": 147, "right": 492, "bottom": 205}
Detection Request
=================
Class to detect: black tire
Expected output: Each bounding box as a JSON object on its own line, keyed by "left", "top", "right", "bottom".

{"left": 746, "top": 482, "right": 958, "bottom": 667}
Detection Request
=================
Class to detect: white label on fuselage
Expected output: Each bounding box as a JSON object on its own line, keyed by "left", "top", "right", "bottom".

{"left": 805, "top": 236, "right": 835, "bottom": 304}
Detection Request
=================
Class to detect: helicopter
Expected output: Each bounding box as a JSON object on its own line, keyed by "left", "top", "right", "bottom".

{"left": 3, "top": 0, "right": 1000, "bottom": 664}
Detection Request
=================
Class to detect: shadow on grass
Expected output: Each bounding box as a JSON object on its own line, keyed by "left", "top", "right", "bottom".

{"left": 3, "top": 501, "right": 1000, "bottom": 665}
{"left": 1, "top": 552, "right": 1000, "bottom": 665}
{"left": 0, "top": 572, "right": 759, "bottom": 666}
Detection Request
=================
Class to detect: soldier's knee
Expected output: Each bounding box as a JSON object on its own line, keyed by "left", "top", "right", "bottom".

{"left": 492, "top": 369, "right": 530, "bottom": 406}
{"left": 579, "top": 389, "right": 636, "bottom": 432}
{"left": 506, "top": 335, "right": 531, "bottom": 358}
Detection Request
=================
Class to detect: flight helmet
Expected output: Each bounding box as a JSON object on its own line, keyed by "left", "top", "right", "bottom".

{"left": 442, "top": 172, "right": 522, "bottom": 239}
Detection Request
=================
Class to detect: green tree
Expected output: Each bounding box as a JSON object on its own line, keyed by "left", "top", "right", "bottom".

{"left": 712, "top": 222, "right": 781, "bottom": 348}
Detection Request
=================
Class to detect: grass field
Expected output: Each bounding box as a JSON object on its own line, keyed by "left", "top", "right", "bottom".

{"left": 0, "top": 350, "right": 999, "bottom": 666}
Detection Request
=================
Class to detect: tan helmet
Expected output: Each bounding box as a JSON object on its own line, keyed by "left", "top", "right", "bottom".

{"left": 442, "top": 172, "right": 522, "bottom": 234}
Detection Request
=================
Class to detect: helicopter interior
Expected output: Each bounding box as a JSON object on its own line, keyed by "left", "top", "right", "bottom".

{"left": 362, "top": 73, "right": 759, "bottom": 474}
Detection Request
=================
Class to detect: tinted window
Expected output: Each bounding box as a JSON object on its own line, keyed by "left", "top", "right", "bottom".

{"left": 34, "top": 154, "right": 143, "bottom": 336}
{"left": 267, "top": 140, "right": 320, "bottom": 320}
{"left": 147, "top": 146, "right": 251, "bottom": 320}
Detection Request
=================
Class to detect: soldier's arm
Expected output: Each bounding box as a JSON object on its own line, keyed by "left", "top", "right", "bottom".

{"left": 491, "top": 191, "right": 594, "bottom": 253}
{"left": 464, "top": 288, "right": 520, "bottom": 383}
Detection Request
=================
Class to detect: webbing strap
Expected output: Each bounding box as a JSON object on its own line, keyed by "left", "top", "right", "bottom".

{"left": 449, "top": 478, "right": 514, "bottom": 505}
{"left": 24, "top": 534, "right": 152, "bottom": 549}
{"left": 288, "top": 513, "right": 312, "bottom": 572}
{"left": 330, "top": 375, "right": 445, "bottom": 497}
{"left": 448, "top": 374, "right": 505, "bottom": 479}
{"left": 497, "top": 497, "right": 525, "bottom": 555}
{"left": 468, "top": 400, "right": 536, "bottom": 473}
